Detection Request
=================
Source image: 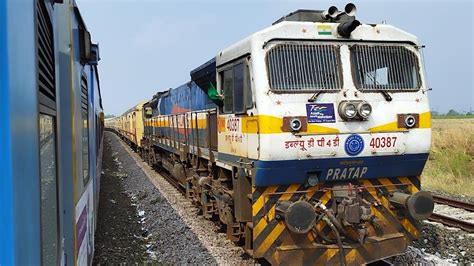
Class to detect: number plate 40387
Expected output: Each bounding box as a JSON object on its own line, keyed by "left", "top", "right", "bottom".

{"left": 369, "top": 133, "right": 406, "bottom": 154}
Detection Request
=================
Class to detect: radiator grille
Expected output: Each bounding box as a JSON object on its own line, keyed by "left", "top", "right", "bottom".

{"left": 266, "top": 43, "right": 342, "bottom": 91}
{"left": 351, "top": 44, "right": 421, "bottom": 91}
{"left": 37, "top": 0, "right": 56, "bottom": 109}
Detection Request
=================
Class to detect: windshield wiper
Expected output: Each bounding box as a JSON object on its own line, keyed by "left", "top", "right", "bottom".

{"left": 308, "top": 91, "right": 323, "bottom": 102}
{"left": 379, "top": 90, "right": 392, "bottom": 101}
{"left": 365, "top": 71, "right": 392, "bottom": 102}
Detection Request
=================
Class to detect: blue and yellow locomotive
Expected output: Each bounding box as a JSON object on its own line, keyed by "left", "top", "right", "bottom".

{"left": 109, "top": 4, "right": 435, "bottom": 265}
{"left": 0, "top": 1, "right": 103, "bottom": 265}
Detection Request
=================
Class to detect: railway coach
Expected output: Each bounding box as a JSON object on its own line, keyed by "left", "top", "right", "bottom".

{"left": 0, "top": 1, "right": 104, "bottom": 265}
{"left": 113, "top": 3, "right": 435, "bottom": 265}
{"left": 105, "top": 101, "right": 147, "bottom": 150}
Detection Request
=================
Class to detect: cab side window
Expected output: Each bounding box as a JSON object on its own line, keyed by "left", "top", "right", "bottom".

{"left": 223, "top": 69, "right": 233, "bottom": 113}
{"left": 233, "top": 63, "right": 245, "bottom": 114}
{"left": 221, "top": 61, "right": 253, "bottom": 114}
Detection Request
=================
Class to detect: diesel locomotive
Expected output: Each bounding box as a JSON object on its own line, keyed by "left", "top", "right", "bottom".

{"left": 107, "top": 4, "right": 434, "bottom": 265}
{"left": 0, "top": 1, "right": 103, "bottom": 265}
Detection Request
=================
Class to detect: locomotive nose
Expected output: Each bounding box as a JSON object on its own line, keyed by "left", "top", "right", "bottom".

{"left": 389, "top": 191, "right": 434, "bottom": 220}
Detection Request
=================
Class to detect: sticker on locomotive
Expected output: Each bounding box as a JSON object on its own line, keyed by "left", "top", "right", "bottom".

{"left": 306, "top": 103, "right": 336, "bottom": 123}
{"left": 344, "top": 134, "right": 364, "bottom": 156}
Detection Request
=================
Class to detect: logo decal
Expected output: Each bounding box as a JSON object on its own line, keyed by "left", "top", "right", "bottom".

{"left": 345, "top": 134, "right": 364, "bottom": 156}
{"left": 306, "top": 103, "right": 336, "bottom": 123}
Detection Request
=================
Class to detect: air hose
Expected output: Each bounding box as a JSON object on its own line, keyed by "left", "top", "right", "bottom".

{"left": 313, "top": 202, "right": 347, "bottom": 266}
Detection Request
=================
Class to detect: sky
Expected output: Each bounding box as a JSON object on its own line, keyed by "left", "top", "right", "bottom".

{"left": 76, "top": 0, "right": 474, "bottom": 115}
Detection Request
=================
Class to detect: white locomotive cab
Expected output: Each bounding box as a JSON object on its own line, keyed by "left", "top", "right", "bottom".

{"left": 216, "top": 20, "right": 431, "bottom": 162}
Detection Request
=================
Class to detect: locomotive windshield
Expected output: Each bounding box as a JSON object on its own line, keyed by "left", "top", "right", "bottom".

{"left": 350, "top": 44, "right": 421, "bottom": 91}
{"left": 266, "top": 43, "right": 342, "bottom": 91}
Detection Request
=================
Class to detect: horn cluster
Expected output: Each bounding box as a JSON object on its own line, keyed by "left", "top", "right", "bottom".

{"left": 322, "top": 3, "right": 361, "bottom": 38}
{"left": 322, "top": 3, "right": 357, "bottom": 19}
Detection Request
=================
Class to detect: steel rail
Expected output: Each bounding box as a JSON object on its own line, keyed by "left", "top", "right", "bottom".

{"left": 428, "top": 213, "right": 474, "bottom": 233}
{"left": 156, "top": 167, "right": 186, "bottom": 194}
{"left": 432, "top": 195, "right": 474, "bottom": 212}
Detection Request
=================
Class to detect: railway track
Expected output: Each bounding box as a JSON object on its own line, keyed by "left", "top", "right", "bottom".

{"left": 155, "top": 167, "right": 186, "bottom": 194}
{"left": 428, "top": 194, "right": 474, "bottom": 233}
{"left": 432, "top": 195, "right": 474, "bottom": 212}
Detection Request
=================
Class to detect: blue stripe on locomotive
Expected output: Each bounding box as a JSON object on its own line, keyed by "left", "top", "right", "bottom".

{"left": 218, "top": 152, "right": 429, "bottom": 186}
{"left": 254, "top": 153, "right": 429, "bottom": 186}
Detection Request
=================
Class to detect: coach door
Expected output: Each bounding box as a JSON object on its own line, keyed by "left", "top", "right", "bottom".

{"left": 37, "top": 0, "right": 60, "bottom": 264}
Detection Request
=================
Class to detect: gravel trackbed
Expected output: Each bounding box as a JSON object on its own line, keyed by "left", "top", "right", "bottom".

{"left": 93, "top": 132, "right": 251, "bottom": 264}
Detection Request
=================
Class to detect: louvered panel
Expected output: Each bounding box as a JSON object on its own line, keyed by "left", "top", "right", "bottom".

{"left": 350, "top": 44, "right": 421, "bottom": 91}
{"left": 39, "top": 80, "right": 54, "bottom": 99}
{"left": 266, "top": 42, "right": 342, "bottom": 92}
{"left": 38, "top": 63, "right": 55, "bottom": 88}
{"left": 81, "top": 76, "right": 88, "bottom": 111}
{"left": 37, "top": 0, "right": 56, "bottom": 109}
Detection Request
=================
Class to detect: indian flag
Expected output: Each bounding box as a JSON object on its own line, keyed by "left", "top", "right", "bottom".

{"left": 317, "top": 25, "right": 332, "bottom": 36}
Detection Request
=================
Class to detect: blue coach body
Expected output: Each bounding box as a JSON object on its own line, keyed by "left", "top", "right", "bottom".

{"left": 0, "top": 1, "right": 104, "bottom": 265}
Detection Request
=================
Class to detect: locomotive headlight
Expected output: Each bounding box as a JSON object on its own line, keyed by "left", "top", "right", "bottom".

{"left": 339, "top": 102, "right": 357, "bottom": 120}
{"left": 289, "top": 118, "right": 302, "bottom": 132}
{"left": 405, "top": 115, "right": 416, "bottom": 128}
{"left": 357, "top": 102, "right": 372, "bottom": 119}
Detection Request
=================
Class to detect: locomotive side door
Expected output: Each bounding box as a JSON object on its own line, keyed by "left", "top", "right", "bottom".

{"left": 217, "top": 57, "right": 256, "bottom": 161}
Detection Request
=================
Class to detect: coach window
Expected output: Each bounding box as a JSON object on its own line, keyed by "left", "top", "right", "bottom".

{"left": 223, "top": 69, "right": 233, "bottom": 113}
{"left": 37, "top": 0, "right": 59, "bottom": 264}
{"left": 39, "top": 114, "right": 59, "bottom": 266}
{"left": 81, "top": 75, "right": 89, "bottom": 185}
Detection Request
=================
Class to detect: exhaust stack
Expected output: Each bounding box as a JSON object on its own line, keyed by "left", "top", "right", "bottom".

{"left": 337, "top": 19, "right": 361, "bottom": 38}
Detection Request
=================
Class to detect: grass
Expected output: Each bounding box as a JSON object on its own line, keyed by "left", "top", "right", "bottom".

{"left": 432, "top": 114, "right": 474, "bottom": 120}
{"left": 422, "top": 118, "right": 474, "bottom": 198}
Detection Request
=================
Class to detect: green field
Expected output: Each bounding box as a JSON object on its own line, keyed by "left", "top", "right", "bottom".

{"left": 422, "top": 118, "right": 474, "bottom": 198}
{"left": 432, "top": 114, "right": 474, "bottom": 120}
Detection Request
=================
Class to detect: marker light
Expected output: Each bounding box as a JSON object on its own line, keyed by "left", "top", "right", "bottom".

{"left": 358, "top": 102, "right": 372, "bottom": 119}
{"left": 405, "top": 115, "right": 416, "bottom": 128}
{"left": 289, "top": 118, "right": 302, "bottom": 132}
